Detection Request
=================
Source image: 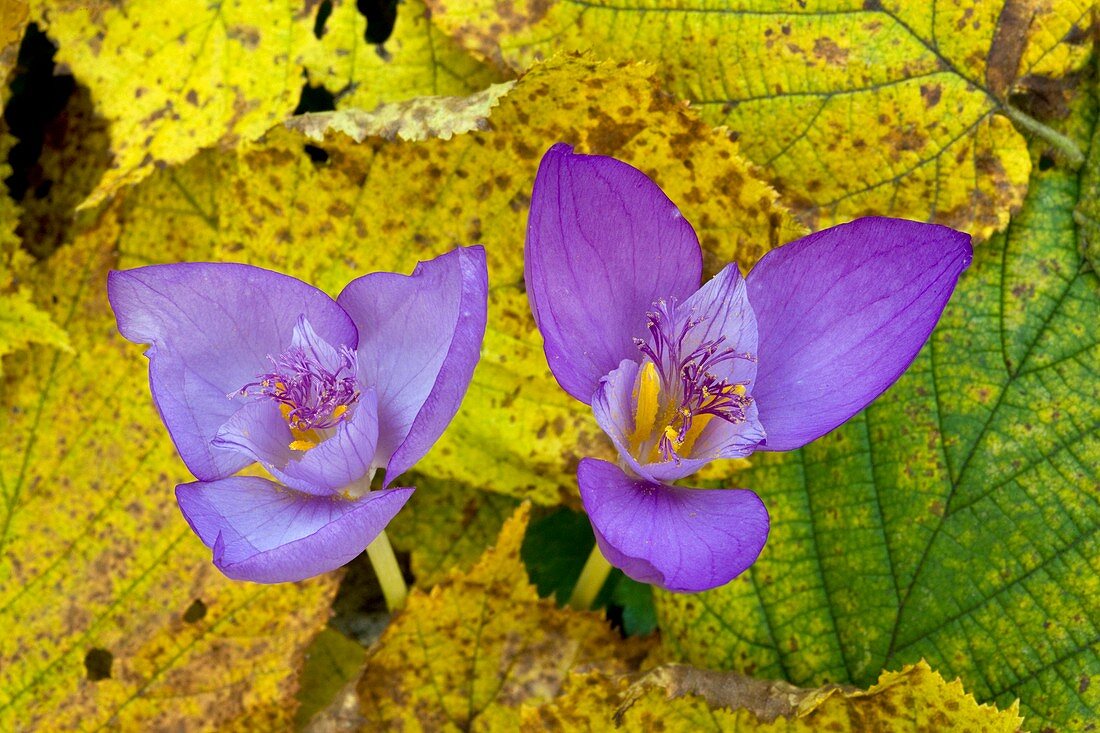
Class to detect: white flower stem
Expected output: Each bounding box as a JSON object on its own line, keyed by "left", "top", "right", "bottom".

{"left": 568, "top": 543, "right": 613, "bottom": 611}
{"left": 366, "top": 529, "right": 407, "bottom": 612}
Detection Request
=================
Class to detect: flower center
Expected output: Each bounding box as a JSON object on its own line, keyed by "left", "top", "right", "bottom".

{"left": 238, "top": 341, "right": 360, "bottom": 451}
{"left": 630, "top": 299, "right": 754, "bottom": 462}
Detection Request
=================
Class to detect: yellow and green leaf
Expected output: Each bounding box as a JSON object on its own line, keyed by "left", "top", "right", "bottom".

{"left": 427, "top": 0, "right": 1093, "bottom": 240}
{"left": 657, "top": 82, "right": 1100, "bottom": 730}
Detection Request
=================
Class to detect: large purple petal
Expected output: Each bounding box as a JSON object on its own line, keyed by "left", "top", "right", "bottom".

{"left": 578, "top": 458, "right": 769, "bottom": 593}
{"left": 175, "top": 476, "right": 412, "bottom": 583}
{"left": 108, "top": 264, "right": 358, "bottom": 481}
{"left": 747, "top": 217, "right": 972, "bottom": 451}
{"left": 337, "top": 246, "right": 487, "bottom": 486}
{"left": 525, "top": 144, "right": 702, "bottom": 403}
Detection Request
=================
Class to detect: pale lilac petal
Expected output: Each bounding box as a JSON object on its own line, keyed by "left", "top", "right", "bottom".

{"left": 108, "top": 264, "right": 357, "bottom": 481}
{"left": 578, "top": 459, "right": 769, "bottom": 593}
{"left": 689, "top": 400, "right": 766, "bottom": 460}
{"left": 213, "top": 400, "right": 295, "bottom": 469}
{"left": 747, "top": 217, "right": 972, "bottom": 451}
{"left": 676, "top": 263, "right": 758, "bottom": 387}
{"left": 337, "top": 246, "right": 487, "bottom": 486}
{"left": 175, "top": 476, "right": 412, "bottom": 583}
{"left": 268, "top": 388, "right": 379, "bottom": 494}
{"left": 525, "top": 144, "right": 702, "bottom": 403}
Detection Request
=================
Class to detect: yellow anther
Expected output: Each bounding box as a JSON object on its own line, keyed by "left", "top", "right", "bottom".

{"left": 289, "top": 439, "right": 316, "bottom": 452}
{"left": 678, "top": 414, "right": 714, "bottom": 456}
{"left": 630, "top": 361, "right": 662, "bottom": 452}
{"left": 332, "top": 404, "right": 348, "bottom": 420}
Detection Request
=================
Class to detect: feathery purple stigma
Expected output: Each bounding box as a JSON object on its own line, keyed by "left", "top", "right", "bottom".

{"left": 240, "top": 343, "right": 360, "bottom": 432}
{"left": 633, "top": 299, "right": 755, "bottom": 461}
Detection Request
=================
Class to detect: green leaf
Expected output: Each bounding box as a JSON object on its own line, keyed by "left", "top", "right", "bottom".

{"left": 657, "top": 92, "right": 1100, "bottom": 729}
{"left": 294, "top": 628, "right": 366, "bottom": 729}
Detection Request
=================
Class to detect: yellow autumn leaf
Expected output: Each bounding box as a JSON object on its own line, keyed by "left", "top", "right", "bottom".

{"left": 30, "top": 0, "right": 506, "bottom": 208}
{"left": 427, "top": 0, "right": 1094, "bottom": 240}
{"left": 68, "top": 54, "right": 799, "bottom": 504}
{"left": 0, "top": 0, "right": 26, "bottom": 100}
{"left": 527, "top": 661, "right": 1024, "bottom": 731}
{"left": 0, "top": 176, "right": 339, "bottom": 730}
{"left": 30, "top": 0, "right": 318, "bottom": 207}
{"left": 354, "top": 504, "right": 657, "bottom": 731}
{"left": 301, "top": 0, "right": 505, "bottom": 112}
{"left": 387, "top": 473, "right": 519, "bottom": 587}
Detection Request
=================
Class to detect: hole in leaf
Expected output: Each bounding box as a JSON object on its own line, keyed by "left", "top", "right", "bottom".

{"left": 293, "top": 80, "right": 336, "bottom": 115}
{"left": 3, "top": 23, "right": 73, "bottom": 203}
{"left": 4, "top": 22, "right": 110, "bottom": 259}
{"left": 84, "top": 648, "right": 112, "bottom": 681}
{"left": 183, "top": 598, "right": 207, "bottom": 623}
{"left": 313, "top": 0, "right": 333, "bottom": 39}
{"left": 303, "top": 144, "right": 329, "bottom": 164}
{"left": 1038, "top": 152, "right": 1055, "bottom": 171}
{"left": 356, "top": 0, "right": 399, "bottom": 45}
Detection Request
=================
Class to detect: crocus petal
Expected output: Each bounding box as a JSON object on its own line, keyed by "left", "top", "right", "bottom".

{"left": 108, "top": 263, "right": 358, "bottom": 481}
{"left": 337, "top": 246, "right": 487, "bottom": 487}
{"left": 214, "top": 400, "right": 295, "bottom": 469}
{"left": 525, "top": 143, "right": 702, "bottom": 403}
{"left": 268, "top": 388, "right": 379, "bottom": 494}
{"left": 578, "top": 458, "right": 769, "bottom": 593}
{"left": 747, "top": 217, "right": 972, "bottom": 451}
{"left": 175, "top": 476, "right": 412, "bottom": 583}
{"left": 676, "top": 263, "right": 758, "bottom": 387}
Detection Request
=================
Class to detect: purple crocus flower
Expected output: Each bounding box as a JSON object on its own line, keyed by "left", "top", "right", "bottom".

{"left": 108, "top": 247, "right": 488, "bottom": 583}
{"left": 525, "top": 144, "right": 971, "bottom": 593}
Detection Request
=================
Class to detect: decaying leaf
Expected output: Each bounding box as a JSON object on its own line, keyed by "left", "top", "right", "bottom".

{"left": 0, "top": 175, "right": 339, "bottom": 730}
{"left": 527, "top": 661, "right": 1024, "bottom": 731}
{"left": 355, "top": 504, "right": 656, "bottom": 731}
{"left": 29, "top": 0, "right": 507, "bottom": 208}
{"left": 70, "top": 54, "right": 799, "bottom": 504}
{"left": 657, "top": 87, "right": 1100, "bottom": 730}
{"left": 287, "top": 81, "right": 515, "bottom": 143}
{"left": 427, "top": 0, "right": 1095, "bottom": 239}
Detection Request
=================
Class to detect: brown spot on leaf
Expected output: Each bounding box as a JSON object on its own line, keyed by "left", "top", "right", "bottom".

{"left": 986, "top": 0, "right": 1033, "bottom": 98}
{"left": 812, "top": 37, "right": 848, "bottom": 65}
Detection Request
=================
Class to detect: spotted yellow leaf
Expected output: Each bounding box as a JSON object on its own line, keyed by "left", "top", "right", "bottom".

{"left": 0, "top": 165, "right": 338, "bottom": 730}
{"left": 301, "top": 0, "right": 505, "bottom": 112}
{"left": 354, "top": 504, "right": 656, "bottom": 731}
{"left": 427, "top": 0, "right": 1094, "bottom": 239}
